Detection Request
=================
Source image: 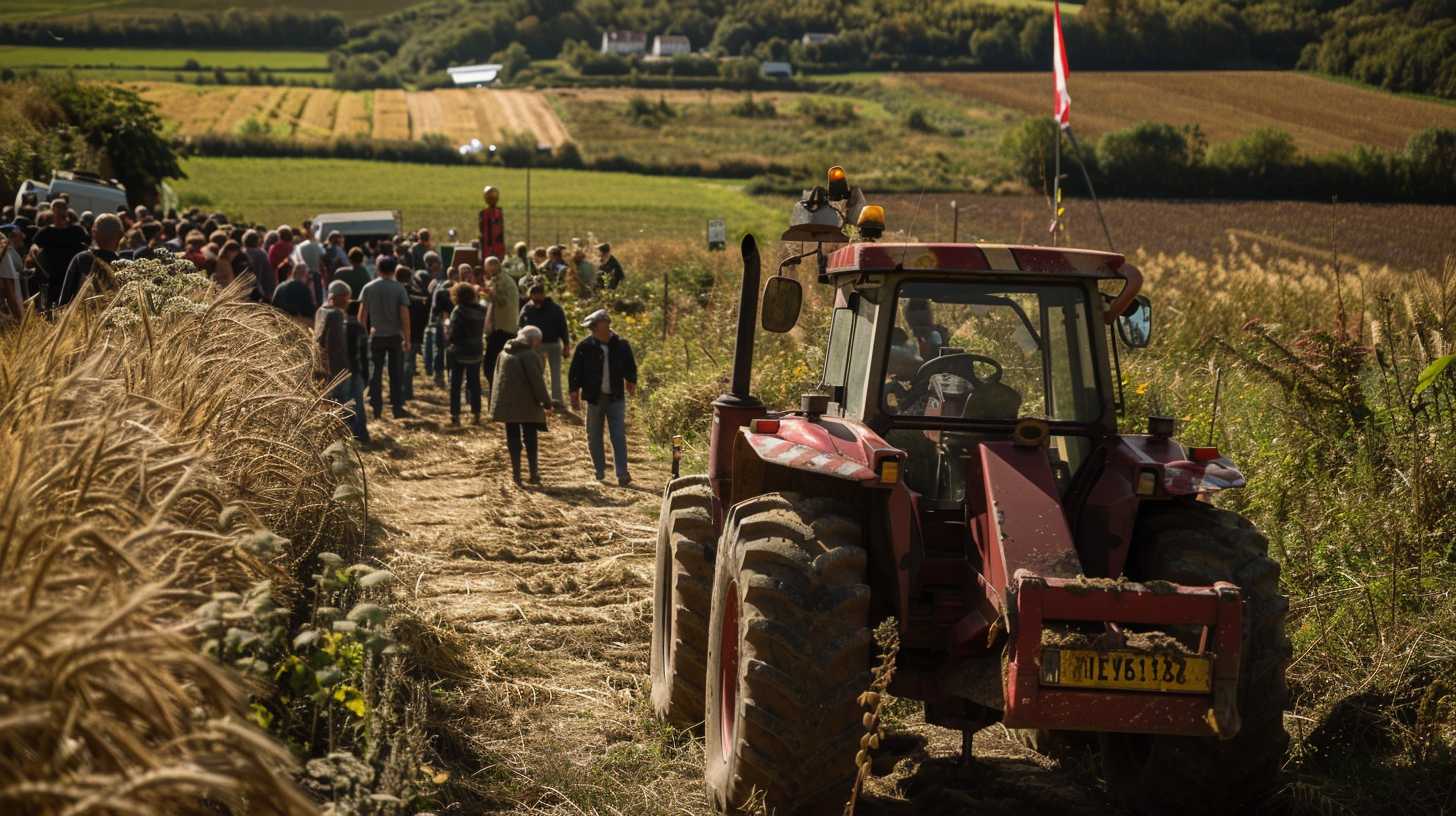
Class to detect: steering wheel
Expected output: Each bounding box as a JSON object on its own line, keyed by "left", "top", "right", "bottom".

{"left": 887, "top": 353, "right": 1004, "bottom": 412}
{"left": 912, "top": 352, "right": 1003, "bottom": 389}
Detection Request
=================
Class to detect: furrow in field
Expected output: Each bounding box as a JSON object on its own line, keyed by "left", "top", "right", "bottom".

{"left": 406, "top": 90, "right": 445, "bottom": 141}
{"left": 297, "top": 88, "right": 340, "bottom": 142}
{"left": 470, "top": 90, "right": 509, "bottom": 144}
{"left": 214, "top": 85, "right": 273, "bottom": 134}
{"left": 373, "top": 89, "right": 410, "bottom": 141}
{"left": 331, "top": 92, "right": 372, "bottom": 140}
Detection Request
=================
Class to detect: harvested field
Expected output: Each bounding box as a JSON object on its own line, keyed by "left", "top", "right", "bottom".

{"left": 868, "top": 192, "right": 1456, "bottom": 274}
{"left": 330, "top": 90, "right": 371, "bottom": 139}
{"left": 371, "top": 89, "right": 411, "bottom": 141}
{"left": 131, "top": 82, "right": 571, "bottom": 146}
{"left": 296, "top": 87, "right": 339, "bottom": 140}
{"left": 903, "top": 71, "right": 1456, "bottom": 154}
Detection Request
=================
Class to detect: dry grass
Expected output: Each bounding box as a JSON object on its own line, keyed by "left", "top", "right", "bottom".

{"left": 0, "top": 256, "right": 358, "bottom": 814}
{"left": 903, "top": 71, "right": 1456, "bottom": 154}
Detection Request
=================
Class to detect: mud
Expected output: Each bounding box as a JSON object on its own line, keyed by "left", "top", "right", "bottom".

{"left": 1042, "top": 627, "right": 1194, "bottom": 655}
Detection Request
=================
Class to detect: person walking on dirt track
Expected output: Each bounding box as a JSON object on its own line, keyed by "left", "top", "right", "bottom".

{"left": 569, "top": 309, "right": 638, "bottom": 487}
{"left": 598, "top": 242, "right": 624, "bottom": 290}
{"left": 316, "top": 279, "right": 368, "bottom": 443}
{"left": 519, "top": 282, "right": 570, "bottom": 409}
{"left": 446, "top": 280, "right": 487, "bottom": 426}
{"left": 504, "top": 241, "right": 530, "bottom": 282}
{"left": 424, "top": 253, "right": 452, "bottom": 387}
{"left": 491, "top": 325, "right": 552, "bottom": 485}
{"left": 482, "top": 256, "right": 518, "bottom": 392}
{"left": 479, "top": 186, "right": 505, "bottom": 262}
{"left": 358, "top": 257, "right": 412, "bottom": 420}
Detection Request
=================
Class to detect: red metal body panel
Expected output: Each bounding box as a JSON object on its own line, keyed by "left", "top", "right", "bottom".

{"left": 1120, "top": 435, "right": 1246, "bottom": 495}
{"left": 825, "top": 242, "right": 1125, "bottom": 277}
{"left": 975, "top": 441, "right": 1082, "bottom": 614}
{"left": 737, "top": 415, "right": 903, "bottom": 485}
{"left": 1004, "top": 573, "right": 1245, "bottom": 737}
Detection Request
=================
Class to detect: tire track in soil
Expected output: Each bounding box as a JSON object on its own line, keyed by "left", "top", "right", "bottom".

{"left": 361, "top": 381, "right": 1115, "bottom": 815}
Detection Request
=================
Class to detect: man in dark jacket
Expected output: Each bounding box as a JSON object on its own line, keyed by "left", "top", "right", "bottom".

{"left": 519, "top": 283, "right": 571, "bottom": 408}
{"left": 316, "top": 280, "right": 368, "bottom": 443}
{"left": 31, "top": 199, "right": 92, "bottom": 309}
{"left": 568, "top": 309, "right": 638, "bottom": 486}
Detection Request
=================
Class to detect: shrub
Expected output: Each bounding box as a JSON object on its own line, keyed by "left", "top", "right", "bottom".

{"left": 796, "top": 97, "right": 857, "bottom": 127}
{"left": 1095, "top": 121, "right": 1201, "bottom": 193}
{"left": 906, "top": 108, "right": 936, "bottom": 133}
{"left": 728, "top": 93, "right": 776, "bottom": 118}
{"left": 1206, "top": 127, "right": 1299, "bottom": 178}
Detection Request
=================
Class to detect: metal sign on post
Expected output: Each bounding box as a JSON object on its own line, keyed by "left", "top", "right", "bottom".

{"left": 707, "top": 218, "right": 727, "bottom": 251}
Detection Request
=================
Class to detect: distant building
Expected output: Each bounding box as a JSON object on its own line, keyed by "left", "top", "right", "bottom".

{"left": 446, "top": 63, "right": 502, "bottom": 86}
{"left": 652, "top": 35, "right": 692, "bottom": 57}
{"left": 601, "top": 31, "right": 647, "bottom": 55}
{"left": 761, "top": 61, "right": 793, "bottom": 80}
{"left": 801, "top": 32, "right": 836, "bottom": 46}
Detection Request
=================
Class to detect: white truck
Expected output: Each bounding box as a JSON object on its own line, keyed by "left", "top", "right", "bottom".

{"left": 15, "top": 170, "right": 128, "bottom": 215}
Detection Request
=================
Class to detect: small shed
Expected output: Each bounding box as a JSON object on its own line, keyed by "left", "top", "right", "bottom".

{"left": 652, "top": 35, "right": 692, "bottom": 57}
{"left": 601, "top": 31, "right": 647, "bottom": 55}
{"left": 760, "top": 61, "right": 793, "bottom": 80}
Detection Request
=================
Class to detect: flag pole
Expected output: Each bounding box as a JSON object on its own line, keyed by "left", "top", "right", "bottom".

{"left": 1052, "top": 119, "right": 1061, "bottom": 245}
{"left": 1064, "top": 126, "right": 1115, "bottom": 252}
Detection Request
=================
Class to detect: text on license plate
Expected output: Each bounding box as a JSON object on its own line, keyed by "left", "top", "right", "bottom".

{"left": 1039, "top": 647, "right": 1212, "bottom": 694}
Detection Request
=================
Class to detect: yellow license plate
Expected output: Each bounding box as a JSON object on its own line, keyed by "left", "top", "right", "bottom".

{"left": 1040, "top": 648, "right": 1211, "bottom": 694}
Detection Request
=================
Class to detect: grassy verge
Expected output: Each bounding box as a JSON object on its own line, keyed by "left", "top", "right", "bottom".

{"left": 0, "top": 45, "right": 327, "bottom": 70}
{"left": 0, "top": 254, "right": 456, "bottom": 814}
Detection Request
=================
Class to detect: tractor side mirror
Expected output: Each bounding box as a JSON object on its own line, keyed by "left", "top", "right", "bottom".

{"left": 761, "top": 276, "right": 802, "bottom": 333}
{"left": 1117, "top": 295, "right": 1152, "bottom": 348}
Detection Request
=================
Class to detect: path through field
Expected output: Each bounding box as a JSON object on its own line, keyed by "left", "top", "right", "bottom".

{"left": 359, "top": 379, "right": 1116, "bottom": 814}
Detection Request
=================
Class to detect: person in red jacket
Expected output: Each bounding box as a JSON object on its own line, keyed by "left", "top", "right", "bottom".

{"left": 478, "top": 186, "right": 505, "bottom": 261}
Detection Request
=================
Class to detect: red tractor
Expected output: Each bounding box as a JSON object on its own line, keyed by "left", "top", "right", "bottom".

{"left": 651, "top": 170, "right": 1288, "bottom": 815}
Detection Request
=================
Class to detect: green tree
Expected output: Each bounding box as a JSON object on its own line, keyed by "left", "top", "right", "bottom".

{"left": 48, "top": 78, "right": 182, "bottom": 203}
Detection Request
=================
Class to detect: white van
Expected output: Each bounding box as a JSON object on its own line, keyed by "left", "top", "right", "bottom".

{"left": 311, "top": 210, "right": 401, "bottom": 249}
{"left": 15, "top": 170, "right": 128, "bottom": 215}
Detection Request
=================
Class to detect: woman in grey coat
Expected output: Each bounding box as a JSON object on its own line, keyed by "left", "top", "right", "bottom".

{"left": 490, "top": 325, "right": 552, "bottom": 484}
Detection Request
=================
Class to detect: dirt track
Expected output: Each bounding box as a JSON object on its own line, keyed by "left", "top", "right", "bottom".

{"left": 361, "top": 379, "right": 1116, "bottom": 815}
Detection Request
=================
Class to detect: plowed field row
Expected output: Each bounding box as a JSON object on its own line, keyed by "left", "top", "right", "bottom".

{"left": 132, "top": 82, "right": 570, "bottom": 146}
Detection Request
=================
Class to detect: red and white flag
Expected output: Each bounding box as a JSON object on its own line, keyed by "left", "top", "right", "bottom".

{"left": 1052, "top": 0, "right": 1071, "bottom": 129}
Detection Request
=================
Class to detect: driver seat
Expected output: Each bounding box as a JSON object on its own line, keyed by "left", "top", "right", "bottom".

{"left": 961, "top": 380, "right": 1022, "bottom": 421}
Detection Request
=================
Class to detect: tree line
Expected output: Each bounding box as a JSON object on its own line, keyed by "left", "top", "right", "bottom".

{"left": 1002, "top": 118, "right": 1456, "bottom": 203}
{"left": 5, "top": 0, "right": 1450, "bottom": 100}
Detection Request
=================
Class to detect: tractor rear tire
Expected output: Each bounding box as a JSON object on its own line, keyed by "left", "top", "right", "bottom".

{"left": 650, "top": 475, "right": 717, "bottom": 728}
{"left": 703, "top": 493, "right": 871, "bottom": 816}
{"left": 1100, "top": 500, "right": 1290, "bottom": 816}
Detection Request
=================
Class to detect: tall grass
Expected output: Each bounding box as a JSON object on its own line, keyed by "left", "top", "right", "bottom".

{"left": 1121, "top": 242, "right": 1456, "bottom": 812}
{"left": 0, "top": 255, "right": 356, "bottom": 814}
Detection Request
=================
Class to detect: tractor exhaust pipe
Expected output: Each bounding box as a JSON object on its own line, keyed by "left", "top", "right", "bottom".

{"left": 730, "top": 234, "right": 761, "bottom": 399}
{"left": 707, "top": 234, "right": 765, "bottom": 517}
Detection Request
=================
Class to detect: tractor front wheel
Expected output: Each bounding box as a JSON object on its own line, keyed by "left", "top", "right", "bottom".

{"left": 1101, "top": 500, "right": 1290, "bottom": 815}
{"left": 703, "top": 493, "right": 871, "bottom": 815}
{"left": 650, "top": 475, "right": 717, "bottom": 728}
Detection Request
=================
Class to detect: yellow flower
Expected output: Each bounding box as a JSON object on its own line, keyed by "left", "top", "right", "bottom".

{"left": 1135, "top": 382, "right": 1150, "bottom": 396}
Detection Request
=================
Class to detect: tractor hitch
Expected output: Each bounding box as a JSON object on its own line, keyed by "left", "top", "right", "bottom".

{"left": 1002, "top": 570, "right": 1244, "bottom": 738}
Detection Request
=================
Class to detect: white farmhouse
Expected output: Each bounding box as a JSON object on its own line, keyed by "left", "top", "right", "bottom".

{"left": 601, "top": 31, "right": 647, "bottom": 55}
{"left": 652, "top": 35, "right": 692, "bottom": 57}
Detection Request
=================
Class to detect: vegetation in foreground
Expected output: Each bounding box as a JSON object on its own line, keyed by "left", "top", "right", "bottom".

{"left": 0, "top": 257, "right": 459, "bottom": 814}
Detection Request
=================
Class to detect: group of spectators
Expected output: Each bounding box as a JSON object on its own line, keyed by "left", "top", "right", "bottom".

{"left": 0, "top": 185, "right": 640, "bottom": 489}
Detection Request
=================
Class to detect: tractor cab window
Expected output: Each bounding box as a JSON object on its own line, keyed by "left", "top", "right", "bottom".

{"left": 881, "top": 280, "right": 1102, "bottom": 424}
{"left": 881, "top": 280, "right": 1103, "bottom": 502}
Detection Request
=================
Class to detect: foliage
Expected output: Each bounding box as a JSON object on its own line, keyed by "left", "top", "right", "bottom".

{"left": 1003, "top": 116, "right": 1456, "bottom": 202}
{"left": 48, "top": 78, "right": 184, "bottom": 201}
{"left": 795, "top": 97, "right": 857, "bottom": 127}
{"left": 0, "top": 10, "right": 347, "bottom": 48}
{"left": 728, "top": 93, "right": 777, "bottom": 118}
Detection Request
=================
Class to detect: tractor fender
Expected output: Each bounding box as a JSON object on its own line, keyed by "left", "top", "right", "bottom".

{"left": 1121, "top": 436, "right": 1247, "bottom": 496}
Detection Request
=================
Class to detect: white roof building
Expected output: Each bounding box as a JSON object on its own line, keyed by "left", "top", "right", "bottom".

{"left": 446, "top": 63, "right": 502, "bottom": 86}
{"left": 601, "top": 31, "right": 647, "bottom": 55}
{"left": 801, "top": 32, "right": 836, "bottom": 46}
{"left": 761, "top": 61, "right": 793, "bottom": 79}
{"left": 652, "top": 35, "right": 692, "bottom": 56}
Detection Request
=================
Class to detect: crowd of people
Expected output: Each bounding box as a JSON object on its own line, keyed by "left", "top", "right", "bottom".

{"left": 0, "top": 184, "right": 640, "bottom": 489}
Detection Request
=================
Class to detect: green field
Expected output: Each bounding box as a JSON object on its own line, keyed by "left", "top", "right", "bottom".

{"left": 0, "top": 45, "right": 327, "bottom": 71}
{"left": 550, "top": 84, "right": 1019, "bottom": 190}
{"left": 173, "top": 157, "right": 783, "bottom": 244}
{"left": 9, "top": 0, "right": 402, "bottom": 20}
